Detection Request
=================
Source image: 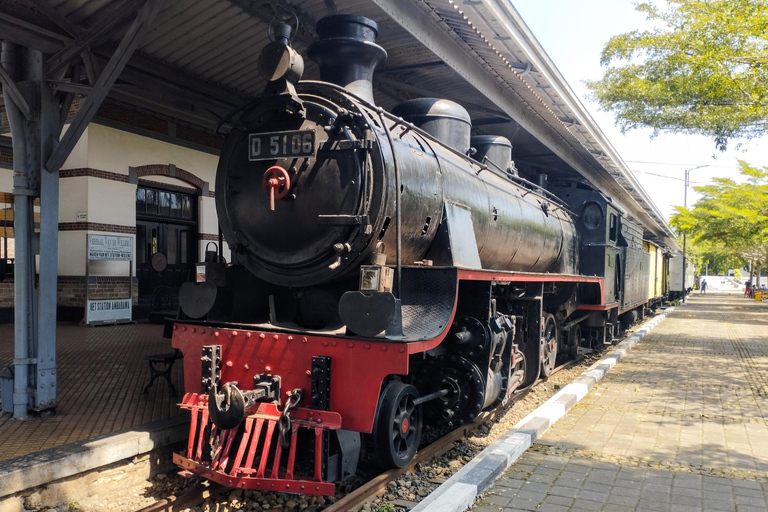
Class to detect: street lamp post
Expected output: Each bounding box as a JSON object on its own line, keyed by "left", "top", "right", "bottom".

{"left": 681, "top": 165, "right": 708, "bottom": 303}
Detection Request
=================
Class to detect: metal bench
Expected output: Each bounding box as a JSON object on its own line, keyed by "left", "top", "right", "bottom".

{"left": 142, "top": 348, "right": 183, "bottom": 396}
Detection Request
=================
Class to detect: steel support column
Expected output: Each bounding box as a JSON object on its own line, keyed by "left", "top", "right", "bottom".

{"left": 36, "top": 56, "right": 59, "bottom": 409}
{"left": 1, "top": 0, "right": 164, "bottom": 417}
{"left": 2, "top": 42, "right": 40, "bottom": 419}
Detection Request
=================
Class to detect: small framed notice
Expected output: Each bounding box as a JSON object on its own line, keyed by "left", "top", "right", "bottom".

{"left": 85, "top": 235, "right": 134, "bottom": 325}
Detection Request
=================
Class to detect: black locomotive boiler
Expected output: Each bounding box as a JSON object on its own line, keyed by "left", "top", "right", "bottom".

{"left": 171, "top": 15, "right": 658, "bottom": 496}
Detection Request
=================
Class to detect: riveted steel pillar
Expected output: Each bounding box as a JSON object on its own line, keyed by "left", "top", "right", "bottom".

{"left": 36, "top": 54, "right": 59, "bottom": 410}
{"left": 2, "top": 42, "right": 40, "bottom": 419}
{"left": 3, "top": 43, "right": 60, "bottom": 415}
{"left": 2, "top": 0, "right": 165, "bottom": 417}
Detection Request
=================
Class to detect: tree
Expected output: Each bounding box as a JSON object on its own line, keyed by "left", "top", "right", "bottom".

{"left": 670, "top": 160, "right": 768, "bottom": 279}
{"left": 683, "top": 237, "right": 748, "bottom": 275}
{"left": 587, "top": 0, "right": 768, "bottom": 150}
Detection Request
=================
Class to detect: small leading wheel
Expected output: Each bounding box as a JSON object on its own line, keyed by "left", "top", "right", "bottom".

{"left": 540, "top": 314, "right": 558, "bottom": 378}
{"left": 373, "top": 381, "right": 422, "bottom": 468}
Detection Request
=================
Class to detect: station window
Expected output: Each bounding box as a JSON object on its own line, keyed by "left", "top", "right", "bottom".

{"left": 159, "top": 192, "right": 171, "bottom": 217}
{"left": 170, "top": 193, "right": 181, "bottom": 218}
{"left": 135, "top": 188, "right": 145, "bottom": 213}
{"left": 145, "top": 189, "right": 159, "bottom": 215}
{"left": 181, "top": 196, "right": 192, "bottom": 219}
{"left": 136, "top": 187, "right": 195, "bottom": 221}
{"left": 609, "top": 213, "right": 618, "bottom": 242}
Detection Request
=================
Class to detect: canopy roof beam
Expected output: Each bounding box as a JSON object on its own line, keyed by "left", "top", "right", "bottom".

{"left": 47, "top": 0, "right": 165, "bottom": 174}
{"left": 369, "top": 0, "right": 670, "bottom": 241}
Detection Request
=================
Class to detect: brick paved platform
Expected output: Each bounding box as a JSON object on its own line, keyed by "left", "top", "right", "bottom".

{"left": 0, "top": 321, "right": 183, "bottom": 461}
{"left": 473, "top": 292, "right": 768, "bottom": 512}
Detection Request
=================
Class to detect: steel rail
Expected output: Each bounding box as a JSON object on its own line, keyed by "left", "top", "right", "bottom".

{"left": 323, "top": 357, "right": 581, "bottom": 512}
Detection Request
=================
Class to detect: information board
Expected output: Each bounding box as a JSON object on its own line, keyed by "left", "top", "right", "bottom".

{"left": 85, "top": 234, "right": 134, "bottom": 324}
{"left": 88, "top": 235, "right": 133, "bottom": 261}
{"left": 86, "top": 299, "right": 132, "bottom": 324}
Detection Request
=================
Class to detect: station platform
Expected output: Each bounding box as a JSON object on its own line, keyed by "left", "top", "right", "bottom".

{"left": 470, "top": 292, "right": 768, "bottom": 512}
{"left": 0, "top": 321, "right": 184, "bottom": 461}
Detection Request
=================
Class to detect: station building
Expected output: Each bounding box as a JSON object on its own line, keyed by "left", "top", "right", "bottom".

{"left": 1, "top": 100, "right": 231, "bottom": 321}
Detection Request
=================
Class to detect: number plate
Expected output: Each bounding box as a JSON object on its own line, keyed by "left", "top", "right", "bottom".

{"left": 248, "top": 130, "right": 315, "bottom": 161}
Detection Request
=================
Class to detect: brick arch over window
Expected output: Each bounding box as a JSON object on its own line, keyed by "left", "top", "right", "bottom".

{"left": 132, "top": 164, "right": 207, "bottom": 193}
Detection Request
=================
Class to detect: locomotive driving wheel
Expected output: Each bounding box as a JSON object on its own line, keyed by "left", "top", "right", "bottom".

{"left": 373, "top": 381, "right": 422, "bottom": 468}
{"left": 540, "top": 314, "right": 558, "bottom": 378}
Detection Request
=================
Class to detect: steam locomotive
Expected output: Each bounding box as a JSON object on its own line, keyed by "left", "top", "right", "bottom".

{"left": 170, "top": 15, "right": 669, "bottom": 496}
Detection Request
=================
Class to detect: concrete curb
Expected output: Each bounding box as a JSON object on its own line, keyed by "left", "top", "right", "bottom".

{"left": 412, "top": 307, "right": 675, "bottom": 512}
{"left": 0, "top": 414, "right": 189, "bottom": 498}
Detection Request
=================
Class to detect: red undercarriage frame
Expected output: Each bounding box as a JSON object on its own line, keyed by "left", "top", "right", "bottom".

{"left": 175, "top": 393, "right": 342, "bottom": 496}
{"left": 172, "top": 270, "right": 606, "bottom": 495}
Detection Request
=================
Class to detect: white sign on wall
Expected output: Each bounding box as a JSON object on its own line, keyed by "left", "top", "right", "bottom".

{"left": 86, "top": 299, "right": 133, "bottom": 324}
{"left": 88, "top": 235, "right": 133, "bottom": 261}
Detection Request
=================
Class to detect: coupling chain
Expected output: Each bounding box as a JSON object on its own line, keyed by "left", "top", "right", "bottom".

{"left": 278, "top": 388, "right": 303, "bottom": 449}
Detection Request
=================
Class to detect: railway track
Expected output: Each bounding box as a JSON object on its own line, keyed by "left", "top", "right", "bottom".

{"left": 324, "top": 359, "right": 579, "bottom": 512}
{"left": 135, "top": 357, "right": 582, "bottom": 512}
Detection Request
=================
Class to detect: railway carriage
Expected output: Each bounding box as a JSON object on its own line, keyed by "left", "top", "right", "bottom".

{"left": 644, "top": 241, "right": 669, "bottom": 310}
{"left": 170, "top": 15, "right": 669, "bottom": 496}
{"left": 669, "top": 253, "right": 695, "bottom": 301}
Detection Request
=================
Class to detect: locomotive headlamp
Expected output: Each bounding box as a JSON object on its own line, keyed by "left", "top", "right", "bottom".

{"left": 360, "top": 265, "right": 394, "bottom": 292}
{"left": 258, "top": 23, "right": 304, "bottom": 83}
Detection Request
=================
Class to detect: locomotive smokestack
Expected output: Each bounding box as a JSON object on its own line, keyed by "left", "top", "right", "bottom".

{"left": 308, "top": 15, "right": 387, "bottom": 104}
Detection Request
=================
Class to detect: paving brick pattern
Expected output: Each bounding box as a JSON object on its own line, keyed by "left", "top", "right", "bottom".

{"left": 0, "top": 322, "right": 183, "bottom": 461}
{"left": 473, "top": 293, "right": 768, "bottom": 512}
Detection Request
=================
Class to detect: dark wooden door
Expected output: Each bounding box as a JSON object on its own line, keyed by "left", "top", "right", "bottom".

{"left": 136, "top": 187, "right": 197, "bottom": 311}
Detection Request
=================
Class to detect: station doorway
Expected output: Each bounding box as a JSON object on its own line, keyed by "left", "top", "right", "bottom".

{"left": 135, "top": 186, "right": 197, "bottom": 319}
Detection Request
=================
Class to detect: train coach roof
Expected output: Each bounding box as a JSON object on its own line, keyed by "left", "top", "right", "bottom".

{"left": 0, "top": 0, "right": 677, "bottom": 249}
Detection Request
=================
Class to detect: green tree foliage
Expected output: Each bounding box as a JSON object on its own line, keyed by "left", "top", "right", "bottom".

{"left": 587, "top": 0, "right": 768, "bottom": 150}
{"left": 670, "top": 160, "right": 768, "bottom": 267}
{"left": 682, "top": 237, "right": 747, "bottom": 275}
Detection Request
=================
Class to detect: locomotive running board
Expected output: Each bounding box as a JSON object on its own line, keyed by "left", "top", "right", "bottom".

{"left": 177, "top": 394, "right": 341, "bottom": 496}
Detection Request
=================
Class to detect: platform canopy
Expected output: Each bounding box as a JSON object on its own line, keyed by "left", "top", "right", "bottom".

{"left": 0, "top": 0, "right": 676, "bottom": 246}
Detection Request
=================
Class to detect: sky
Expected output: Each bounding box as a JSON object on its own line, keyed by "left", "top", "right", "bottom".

{"left": 511, "top": 0, "right": 768, "bottom": 222}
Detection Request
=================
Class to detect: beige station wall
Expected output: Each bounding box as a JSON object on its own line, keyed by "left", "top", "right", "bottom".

{"left": 56, "top": 123, "right": 229, "bottom": 276}
{"left": 87, "top": 124, "right": 218, "bottom": 176}
{"left": 2, "top": 123, "right": 231, "bottom": 280}
{"left": 0, "top": 169, "right": 13, "bottom": 195}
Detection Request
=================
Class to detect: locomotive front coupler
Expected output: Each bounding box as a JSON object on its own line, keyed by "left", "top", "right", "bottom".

{"left": 208, "top": 375, "right": 282, "bottom": 431}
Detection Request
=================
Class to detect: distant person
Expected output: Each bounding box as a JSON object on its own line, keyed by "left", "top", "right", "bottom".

{"left": 746, "top": 279, "right": 753, "bottom": 297}
{"left": 700, "top": 279, "right": 707, "bottom": 294}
